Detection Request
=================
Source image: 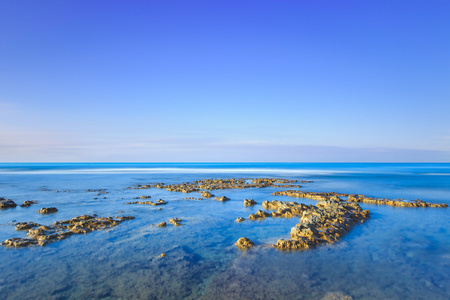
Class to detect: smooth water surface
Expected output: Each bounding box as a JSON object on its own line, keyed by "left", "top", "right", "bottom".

{"left": 0, "top": 163, "right": 449, "bottom": 299}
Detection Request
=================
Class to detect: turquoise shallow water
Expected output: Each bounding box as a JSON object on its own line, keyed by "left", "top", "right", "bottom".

{"left": 0, "top": 163, "right": 449, "bottom": 299}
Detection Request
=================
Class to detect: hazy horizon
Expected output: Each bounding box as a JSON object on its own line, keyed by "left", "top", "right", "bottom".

{"left": 1, "top": 1, "right": 449, "bottom": 162}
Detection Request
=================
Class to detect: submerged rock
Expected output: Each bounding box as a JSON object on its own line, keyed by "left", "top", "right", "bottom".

{"left": 244, "top": 199, "right": 257, "bottom": 206}
{"left": 0, "top": 198, "right": 17, "bottom": 209}
{"left": 235, "top": 237, "right": 254, "bottom": 250}
{"left": 37, "top": 207, "right": 58, "bottom": 214}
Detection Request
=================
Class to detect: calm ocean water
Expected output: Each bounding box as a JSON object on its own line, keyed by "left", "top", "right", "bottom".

{"left": 0, "top": 163, "right": 449, "bottom": 299}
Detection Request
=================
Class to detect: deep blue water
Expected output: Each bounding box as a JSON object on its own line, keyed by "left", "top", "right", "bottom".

{"left": 0, "top": 163, "right": 449, "bottom": 299}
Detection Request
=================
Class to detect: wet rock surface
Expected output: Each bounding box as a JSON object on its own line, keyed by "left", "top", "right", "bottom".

{"left": 126, "top": 199, "right": 167, "bottom": 205}
{"left": 235, "top": 237, "right": 255, "bottom": 250}
{"left": 37, "top": 207, "right": 58, "bottom": 214}
{"left": 262, "top": 199, "right": 371, "bottom": 250}
{"left": 0, "top": 198, "right": 17, "bottom": 209}
{"left": 2, "top": 214, "right": 135, "bottom": 247}
{"left": 214, "top": 196, "right": 230, "bottom": 202}
{"left": 273, "top": 190, "right": 448, "bottom": 208}
{"left": 243, "top": 199, "right": 256, "bottom": 206}
{"left": 20, "top": 201, "right": 38, "bottom": 207}
{"left": 170, "top": 218, "right": 182, "bottom": 226}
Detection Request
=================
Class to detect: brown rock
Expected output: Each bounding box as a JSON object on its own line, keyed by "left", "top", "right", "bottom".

{"left": 235, "top": 237, "right": 255, "bottom": 250}
{"left": 37, "top": 207, "right": 58, "bottom": 214}
{"left": 244, "top": 199, "right": 257, "bottom": 206}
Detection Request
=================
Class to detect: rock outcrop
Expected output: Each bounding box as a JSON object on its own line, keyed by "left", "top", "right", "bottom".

{"left": 215, "top": 196, "right": 230, "bottom": 202}
{"left": 20, "top": 201, "right": 37, "bottom": 207}
{"left": 37, "top": 207, "right": 58, "bottom": 214}
{"left": 126, "top": 199, "right": 167, "bottom": 205}
{"left": 235, "top": 237, "right": 254, "bottom": 250}
{"left": 0, "top": 198, "right": 17, "bottom": 209}
{"left": 272, "top": 190, "right": 448, "bottom": 208}
{"left": 2, "top": 215, "right": 135, "bottom": 247}
{"left": 244, "top": 199, "right": 257, "bottom": 206}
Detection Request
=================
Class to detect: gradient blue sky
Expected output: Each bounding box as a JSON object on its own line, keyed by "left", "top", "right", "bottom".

{"left": 1, "top": 0, "right": 449, "bottom": 162}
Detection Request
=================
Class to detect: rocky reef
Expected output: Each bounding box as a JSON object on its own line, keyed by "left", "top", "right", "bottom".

{"left": 136, "top": 178, "right": 304, "bottom": 193}
{"left": 235, "top": 237, "right": 255, "bottom": 250}
{"left": 272, "top": 190, "right": 448, "bottom": 208}
{"left": 239, "top": 199, "right": 369, "bottom": 250}
{"left": 37, "top": 207, "right": 58, "bottom": 214}
{"left": 0, "top": 198, "right": 17, "bottom": 209}
{"left": 1, "top": 215, "right": 135, "bottom": 247}
{"left": 126, "top": 199, "right": 167, "bottom": 206}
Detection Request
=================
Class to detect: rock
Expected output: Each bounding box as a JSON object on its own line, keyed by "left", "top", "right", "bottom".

{"left": 201, "top": 191, "right": 214, "bottom": 198}
{"left": 157, "top": 222, "right": 167, "bottom": 227}
{"left": 0, "top": 198, "right": 17, "bottom": 209}
{"left": 2, "top": 214, "right": 134, "bottom": 248}
{"left": 272, "top": 190, "right": 448, "bottom": 208}
{"left": 235, "top": 237, "right": 254, "bottom": 250}
{"left": 322, "top": 292, "right": 353, "bottom": 300}
{"left": 15, "top": 222, "right": 41, "bottom": 230}
{"left": 235, "top": 217, "right": 245, "bottom": 222}
{"left": 244, "top": 199, "right": 256, "bottom": 206}
{"left": 126, "top": 199, "right": 167, "bottom": 206}
{"left": 37, "top": 207, "right": 58, "bottom": 214}
{"left": 140, "top": 196, "right": 151, "bottom": 199}
{"left": 170, "top": 218, "right": 182, "bottom": 226}
{"left": 248, "top": 210, "right": 270, "bottom": 220}
{"left": 160, "top": 253, "right": 166, "bottom": 258}
{"left": 215, "top": 196, "right": 230, "bottom": 202}
{"left": 20, "top": 201, "right": 38, "bottom": 207}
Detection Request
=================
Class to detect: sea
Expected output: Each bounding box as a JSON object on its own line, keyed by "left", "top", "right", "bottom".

{"left": 0, "top": 163, "right": 449, "bottom": 300}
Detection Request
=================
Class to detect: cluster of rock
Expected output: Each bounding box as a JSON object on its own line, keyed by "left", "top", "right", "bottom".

{"left": 126, "top": 199, "right": 167, "bottom": 206}
{"left": 37, "top": 207, "right": 58, "bottom": 214}
{"left": 133, "top": 178, "right": 305, "bottom": 193}
{"left": 237, "top": 199, "right": 370, "bottom": 250}
{"left": 244, "top": 199, "right": 257, "bottom": 206}
{"left": 272, "top": 190, "right": 448, "bottom": 208}
{"left": 1, "top": 214, "right": 135, "bottom": 247}
{"left": 0, "top": 198, "right": 17, "bottom": 209}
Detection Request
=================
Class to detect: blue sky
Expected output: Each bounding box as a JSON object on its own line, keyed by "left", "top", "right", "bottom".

{"left": 1, "top": 0, "right": 449, "bottom": 162}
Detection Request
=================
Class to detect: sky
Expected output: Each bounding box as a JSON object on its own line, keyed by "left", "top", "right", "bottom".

{"left": 1, "top": 0, "right": 449, "bottom": 162}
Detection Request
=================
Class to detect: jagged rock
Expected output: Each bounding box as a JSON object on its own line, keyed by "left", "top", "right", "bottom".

{"left": 15, "top": 222, "right": 41, "bottom": 230}
{"left": 0, "top": 198, "right": 17, "bottom": 209}
{"left": 20, "top": 201, "right": 37, "bottom": 207}
{"left": 170, "top": 218, "right": 182, "bottom": 226}
{"left": 248, "top": 210, "right": 270, "bottom": 220}
{"left": 2, "top": 215, "right": 135, "bottom": 248}
{"left": 235, "top": 237, "right": 254, "bottom": 250}
{"left": 272, "top": 190, "right": 448, "bottom": 208}
{"left": 244, "top": 199, "right": 256, "bottom": 206}
{"left": 157, "top": 222, "right": 167, "bottom": 227}
{"left": 201, "top": 191, "right": 214, "bottom": 198}
{"left": 126, "top": 199, "right": 167, "bottom": 205}
{"left": 37, "top": 207, "right": 58, "bottom": 214}
{"left": 235, "top": 217, "right": 245, "bottom": 222}
{"left": 215, "top": 196, "right": 230, "bottom": 202}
